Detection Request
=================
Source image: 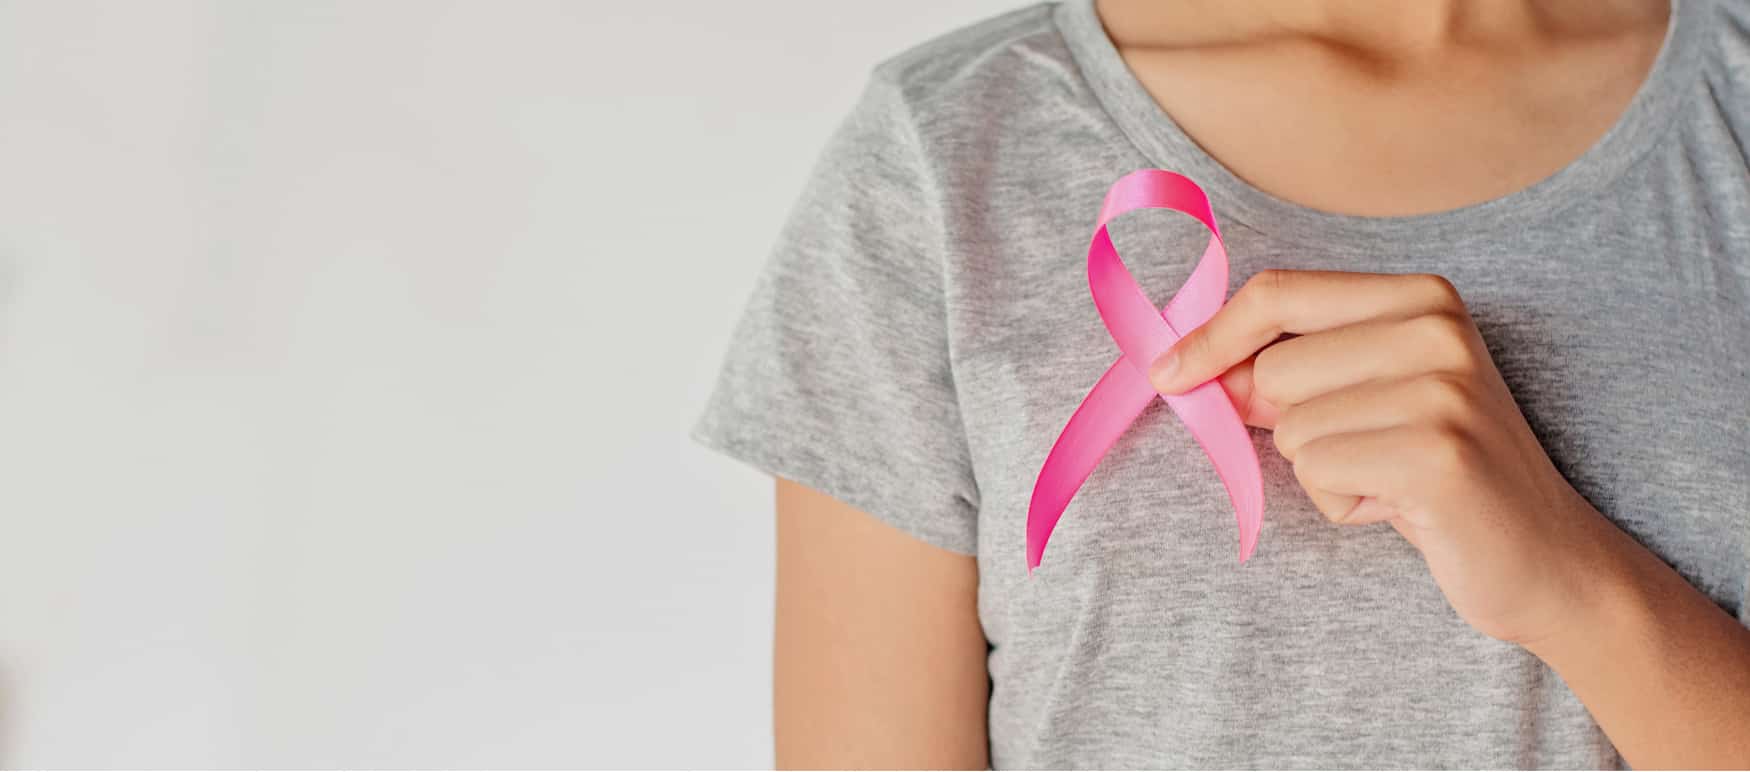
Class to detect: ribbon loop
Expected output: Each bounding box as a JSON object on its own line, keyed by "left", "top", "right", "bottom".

{"left": 1026, "top": 170, "right": 1265, "bottom": 571}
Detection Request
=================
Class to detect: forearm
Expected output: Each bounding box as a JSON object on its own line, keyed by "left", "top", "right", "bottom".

{"left": 1525, "top": 514, "right": 1750, "bottom": 768}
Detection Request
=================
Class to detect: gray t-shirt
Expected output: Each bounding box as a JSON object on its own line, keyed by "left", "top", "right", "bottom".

{"left": 692, "top": 0, "right": 1750, "bottom": 766}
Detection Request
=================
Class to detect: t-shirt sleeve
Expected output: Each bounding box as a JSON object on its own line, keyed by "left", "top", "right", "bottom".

{"left": 689, "top": 68, "right": 980, "bottom": 555}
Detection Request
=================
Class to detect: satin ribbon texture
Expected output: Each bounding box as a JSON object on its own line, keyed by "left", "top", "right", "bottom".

{"left": 1026, "top": 169, "right": 1265, "bottom": 571}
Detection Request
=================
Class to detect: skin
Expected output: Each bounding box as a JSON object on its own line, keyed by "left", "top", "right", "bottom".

{"left": 775, "top": 1, "right": 1749, "bottom": 767}
{"left": 774, "top": 480, "right": 988, "bottom": 769}
{"left": 1099, "top": 0, "right": 1667, "bottom": 217}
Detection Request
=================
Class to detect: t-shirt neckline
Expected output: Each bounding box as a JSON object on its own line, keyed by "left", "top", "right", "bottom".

{"left": 1052, "top": 0, "right": 1705, "bottom": 251}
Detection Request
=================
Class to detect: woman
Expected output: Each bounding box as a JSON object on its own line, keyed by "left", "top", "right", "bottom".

{"left": 693, "top": 0, "right": 1750, "bottom": 767}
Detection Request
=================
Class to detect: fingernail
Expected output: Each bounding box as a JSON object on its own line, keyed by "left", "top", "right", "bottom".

{"left": 1148, "top": 351, "right": 1180, "bottom": 392}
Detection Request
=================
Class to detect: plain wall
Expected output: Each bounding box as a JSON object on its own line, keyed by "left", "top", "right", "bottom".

{"left": 0, "top": 0, "right": 1019, "bottom": 767}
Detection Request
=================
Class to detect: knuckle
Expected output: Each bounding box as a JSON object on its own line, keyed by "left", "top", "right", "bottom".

{"left": 1178, "top": 327, "right": 1214, "bottom": 368}
{"left": 1417, "top": 374, "right": 1474, "bottom": 416}
{"left": 1410, "top": 312, "right": 1480, "bottom": 371}
{"left": 1415, "top": 273, "right": 1465, "bottom": 310}
{"left": 1251, "top": 269, "right": 1289, "bottom": 296}
{"left": 1271, "top": 409, "right": 1302, "bottom": 460}
{"left": 1408, "top": 311, "right": 1464, "bottom": 345}
{"left": 1416, "top": 423, "right": 1478, "bottom": 477}
{"left": 1290, "top": 439, "right": 1328, "bottom": 488}
{"left": 1251, "top": 345, "right": 1289, "bottom": 403}
{"left": 1239, "top": 270, "right": 1287, "bottom": 312}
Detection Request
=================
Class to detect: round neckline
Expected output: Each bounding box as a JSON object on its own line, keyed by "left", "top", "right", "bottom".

{"left": 1053, "top": 0, "right": 1705, "bottom": 251}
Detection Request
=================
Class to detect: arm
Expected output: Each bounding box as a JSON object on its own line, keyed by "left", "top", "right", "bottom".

{"left": 774, "top": 478, "right": 989, "bottom": 769}
{"left": 1524, "top": 525, "right": 1750, "bottom": 768}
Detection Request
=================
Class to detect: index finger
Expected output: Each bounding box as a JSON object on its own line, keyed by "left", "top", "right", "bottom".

{"left": 1148, "top": 270, "right": 1463, "bottom": 394}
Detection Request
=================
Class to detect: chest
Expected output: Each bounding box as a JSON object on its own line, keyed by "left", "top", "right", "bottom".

{"left": 947, "top": 189, "right": 1750, "bottom": 617}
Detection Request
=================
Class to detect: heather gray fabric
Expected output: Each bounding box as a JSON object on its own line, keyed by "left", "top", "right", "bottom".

{"left": 691, "top": 0, "right": 1750, "bottom": 766}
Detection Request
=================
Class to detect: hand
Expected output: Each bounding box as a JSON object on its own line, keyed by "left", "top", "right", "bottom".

{"left": 1150, "top": 270, "right": 1620, "bottom": 646}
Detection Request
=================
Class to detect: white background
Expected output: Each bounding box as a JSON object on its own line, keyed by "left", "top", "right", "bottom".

{"left": 0, "top": 0, "right": 1018, "bottom": 767}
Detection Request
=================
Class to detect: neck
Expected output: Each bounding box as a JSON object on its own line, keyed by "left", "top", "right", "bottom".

{"left": 1096, "top": 0, "right": 1667, "bottom": 61}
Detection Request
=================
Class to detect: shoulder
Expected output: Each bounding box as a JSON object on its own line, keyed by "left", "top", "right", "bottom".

{"left": 858, "top": 3, "right": 1074, "bottom": 136}
{"left": 1683, "top": 0, "right": 1750, "bottom": 144}
{"left": 870, "top": 3, "right": 1059, "bottom": 93}
{"left": 1699, "top": 0, "right": 1750, "bottom": 44}
{"left": 1697, "top": 0, "right": 1750, "bottom": 81}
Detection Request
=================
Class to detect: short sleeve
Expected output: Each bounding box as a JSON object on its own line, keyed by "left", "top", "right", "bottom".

{"left": 689, "top": 69, "right": 980, "bottom": 555}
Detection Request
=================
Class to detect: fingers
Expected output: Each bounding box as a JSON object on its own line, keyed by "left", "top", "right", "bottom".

{"left": 1212, "top": 358, "right": 1282, "bottom": 428}
{"left": 1138, "top": 270, "right": 1487, "bottom": 539}
{"left": 1274, "top": 374, "right": 1484, "bottom": 526}
{"left": 1249, "top": 313, "right": 1483, "bottom": 409}
{"left": 1270, "top": 373, "right": 1476, "bottom": 462}
{"left": 1292, "top": 424, "right": 1480, "bottom": 527}
{"left": 1150, "top": 270, "right": 1465, "bottom": 395}
{"left": 1297, "top": 483, "right": 1363, "bottom": 527}
{"left": 1201, "top": 311, "right": 1484, "bottom": 430}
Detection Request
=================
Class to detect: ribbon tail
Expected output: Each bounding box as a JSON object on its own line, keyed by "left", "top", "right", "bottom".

{"left": 1163, "top": 380, "right": 1265, "bottom": 562}
{"left": 1026, "top": 357, "right": 1155, "bottom": 572}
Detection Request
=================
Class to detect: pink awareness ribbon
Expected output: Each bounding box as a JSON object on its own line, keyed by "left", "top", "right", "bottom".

{"left": 1026, "top": 169, "right": 1265, "bottom": 571}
